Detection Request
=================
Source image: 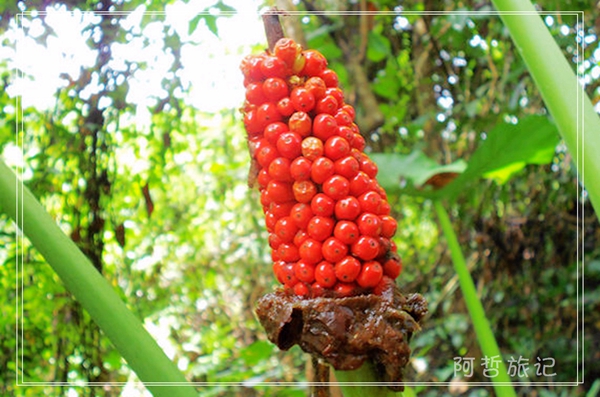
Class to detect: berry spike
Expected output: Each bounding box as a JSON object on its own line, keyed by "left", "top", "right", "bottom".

{"left": 241, "top": 29, "right": 406, "bottom": 300}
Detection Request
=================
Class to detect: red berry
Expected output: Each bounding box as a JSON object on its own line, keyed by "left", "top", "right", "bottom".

{"left": 307, "top": 216, "right": 335, "bottom": 241}
{"left": 324, "top": 136, "right": 350, "bottom": 160}
{"left": 301, "top": 137, "right": 324, "bottom": 161}
{"left": 293, "top": 180, "right": 317, "bottom": 203}
{"left": 277, "top": 242, "right": 300, "bottom": 262}
{"left": 269, "top": 201, "right": 294, "bottom": 218}
{"left": 294, "top": 259, "right": 315, "bottom": 283}
{"left": 310, "top": 193, "right": 335, "bottom": 217}
{"left": 358, "top": 191, "right": 383, "bottom": 214}
{"left": 333, "top": 220, "right": 360, "bottom": 245}
{"left": 293, "top": 229, "right": 310, "bottom": 247}
{"left": 311, "top": 281, "right": 325, "bottom": 297}
{"left": 359, "top": 156, "right": 378, "bottom": 178}
{"left": 380, "top": 215, "right": 397, "bottom": 238}
{"left": 378, "top": 237, "right": 392, "bottom": 258}
{"left": 267, "top": 180, "right": 294, "bottom": 203}
{"left": 333, "top": 282, "right": 356, "bottom": 297}
{"left": 351, "top": 235, "right": 380, "bottom": 260}
{"left": 268, "top": 232, "right": 283, "bottom": 250}
{"left": 342, "top": 104, "right": 356, "bottom": 120}
{"left": 379, "top": 201, "right": 391, "bottom": 216}
{"left": 352, "top": 133, "right": 366, "bottom": 151}
{"left": 260, "top": 56, "right": 287, "bottom": 78}
{"left": 277, "top": 132, "right": 302, "bottom": 159}
{"left": 261, "top": 190, "right": 273, "bottom": 209}
{"left": 322, "top": 175, "right": 350, "bottom": 200}
{"left": 301, "top": 49, "right": 327, "bottom": 76}
{"left": 334, "top": 155, "right": 360, "bottom": 179}
{"left": 264, "top": 122, "right": 289, "bottom": 145}
{"left": 315, "top": 261, "right": 336, "bottom": 287}
{"left": 288, "top": 111, "right": 312, "bottom": 137}
{"left": 243, "top": 109, "right": 262, "bottom": 135}
{"left": 257, "top": 168, "right": 271, "bottom": 189}
{"left": 245, "top": 82, "right": 267, "bottom": 104}
{"left": 240, "top": 54, "right": 264, "bottom": 81}
{"left": 373, "top": 275, "right": 395, "bottom": 296}
{"left": 277, "top": 97, "right": 294, "bottom": 117}
{"left": 334, "top": 256, "right": 361, "bottom": 282}
{"left": 268, "top": 157, "right": 293, "bottom": 182}
{"left": 349, "top": 172, "right": 372, "bottom": 196}
{"left": 334, "top": 196, "right": 361, "bottom": 220}
{"left": 263, "top": 77, "right": 288, "bottom": 102}
{"left": 299, "top": 238, "right": 323, "bottom": 265}
{"left": 273, "top": 260, "right": 286, "bottom": 284}
{"left": 311, "top": 157, "right": 335, "bottom": 184}
{"left": 334, "top": 110, "right": 352, "bottom": 126}
{"left": 274, "top": 216, "right": 298, "bottom": 243}
{"left": 274, "top": 38, "right": 300, "bottom": 66}
{"left": 322, "top": 237, "right": 349, "bottom": 263}
{"left": 357, "top": 213, "right": 382, "bottom": 237}
{"left": 256, "top": 102, "right": 282, "bottom": 126}
{"left": 290, "top": 203, "right": 313, "bottom": 229}
{"left": 293, "top": 281, "right": 310, "bottom": 297}
{"left": 255, "top": 142, "right": 278, "bottom": 168}
{"left": 325, "top": 87, "right": 344, "bottom": 106}
{"left": 356, "top": 261, "right": 383, "bottom": 288}
{"left": 290, "top": 157, "right": 312, "bottom": 180}
{"left": 383, "top": 255, "right": 402, "bottom": 279}
{"left": 336, "top": 125, "right": 355, "bottom": 143}
{"left": 280, "top": 262, "right": 299, "bottom": 287}
{"left": 290, "top": 87, "right": 316, "bottom": 112}
{"left": 312, "top": 114, "right": 338, "bottom": 141}
{"left": 315, "top": 94, "right": 338, "bottom": 115}
{"left": 320, "top": 68, "right": 339, "bottom": 87}
{"left": 304, "top": 76, "right": 327, "bottom": 100}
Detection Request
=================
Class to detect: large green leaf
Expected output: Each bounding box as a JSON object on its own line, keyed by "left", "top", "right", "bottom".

{"left": 371, "top": 150, "right": 467, "bottom": 191}
{"left": 373, "top": 115, "right": 560, "bottom": 200}
{"left": 438, "top": 114, "right": 560, "bottom": 199}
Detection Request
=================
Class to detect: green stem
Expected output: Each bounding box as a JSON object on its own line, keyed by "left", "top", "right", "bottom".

{"left": 0, "top": 160, "right": 196, "bottom": 397}
{"left": 433, "top": 200, "right": 517, "bottom": 397}
{"left": 491, "top": 0, "right": 600, "bottom": 215}
{"left": 334, "top": 364, "right": 401, "bottom": 397}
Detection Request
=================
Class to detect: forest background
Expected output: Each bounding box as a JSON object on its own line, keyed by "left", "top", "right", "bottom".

{"left": 0, "top": 0, "right": 599, "bottom": 396}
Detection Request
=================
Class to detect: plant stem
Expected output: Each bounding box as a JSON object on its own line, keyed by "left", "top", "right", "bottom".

{"left": 0, "top": 160, "right": 196, "bottom": 397}
{"left": 334, "top": 364, "right": 399, "bottom": 397}
{"left": 490, "top": 0, "right": 600, "bottom": 216}
{"left": 433, "top": 200, "right": 517, "bottom": 397}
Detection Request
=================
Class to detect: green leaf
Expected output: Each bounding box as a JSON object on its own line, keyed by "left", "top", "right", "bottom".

{"left": 189, "top": 14, "right": 218, "bottom": 36}
{"left": 367, "top": 32, "right": 391, "bottom": 62}
{"left": 204, "top": 15, "right": 218, "bottom": 36}
{"left": 436, "top": 115, "right": 559, "bottom": 199}
{"left": 188, "top": 14, "right": 203, "bottom": 36}
{"left": 239, "top": 340, "right": 274, "bottom": 367}
{"left": 373, "top": 115, "right": 559, "bottom": 200}
{"left": 214, "top": 1, "right": 235, "bottom": 13}
{"left": 372, "top": 150, "right": 467, "bottom": 191}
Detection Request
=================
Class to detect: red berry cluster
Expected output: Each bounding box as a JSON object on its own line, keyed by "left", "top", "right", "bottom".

{"left": 240, "top": 38, "right": 402, "bottom": 298}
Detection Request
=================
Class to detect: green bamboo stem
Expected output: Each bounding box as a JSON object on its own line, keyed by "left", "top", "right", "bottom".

{"left": 433, "top": 200, "right": 517, "bottom": 397}
{"left": 491, "top": 0, "right": 600, "bottom": 215}
{"left": 0, "top": 159, "right": 196, "bottom": 397}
